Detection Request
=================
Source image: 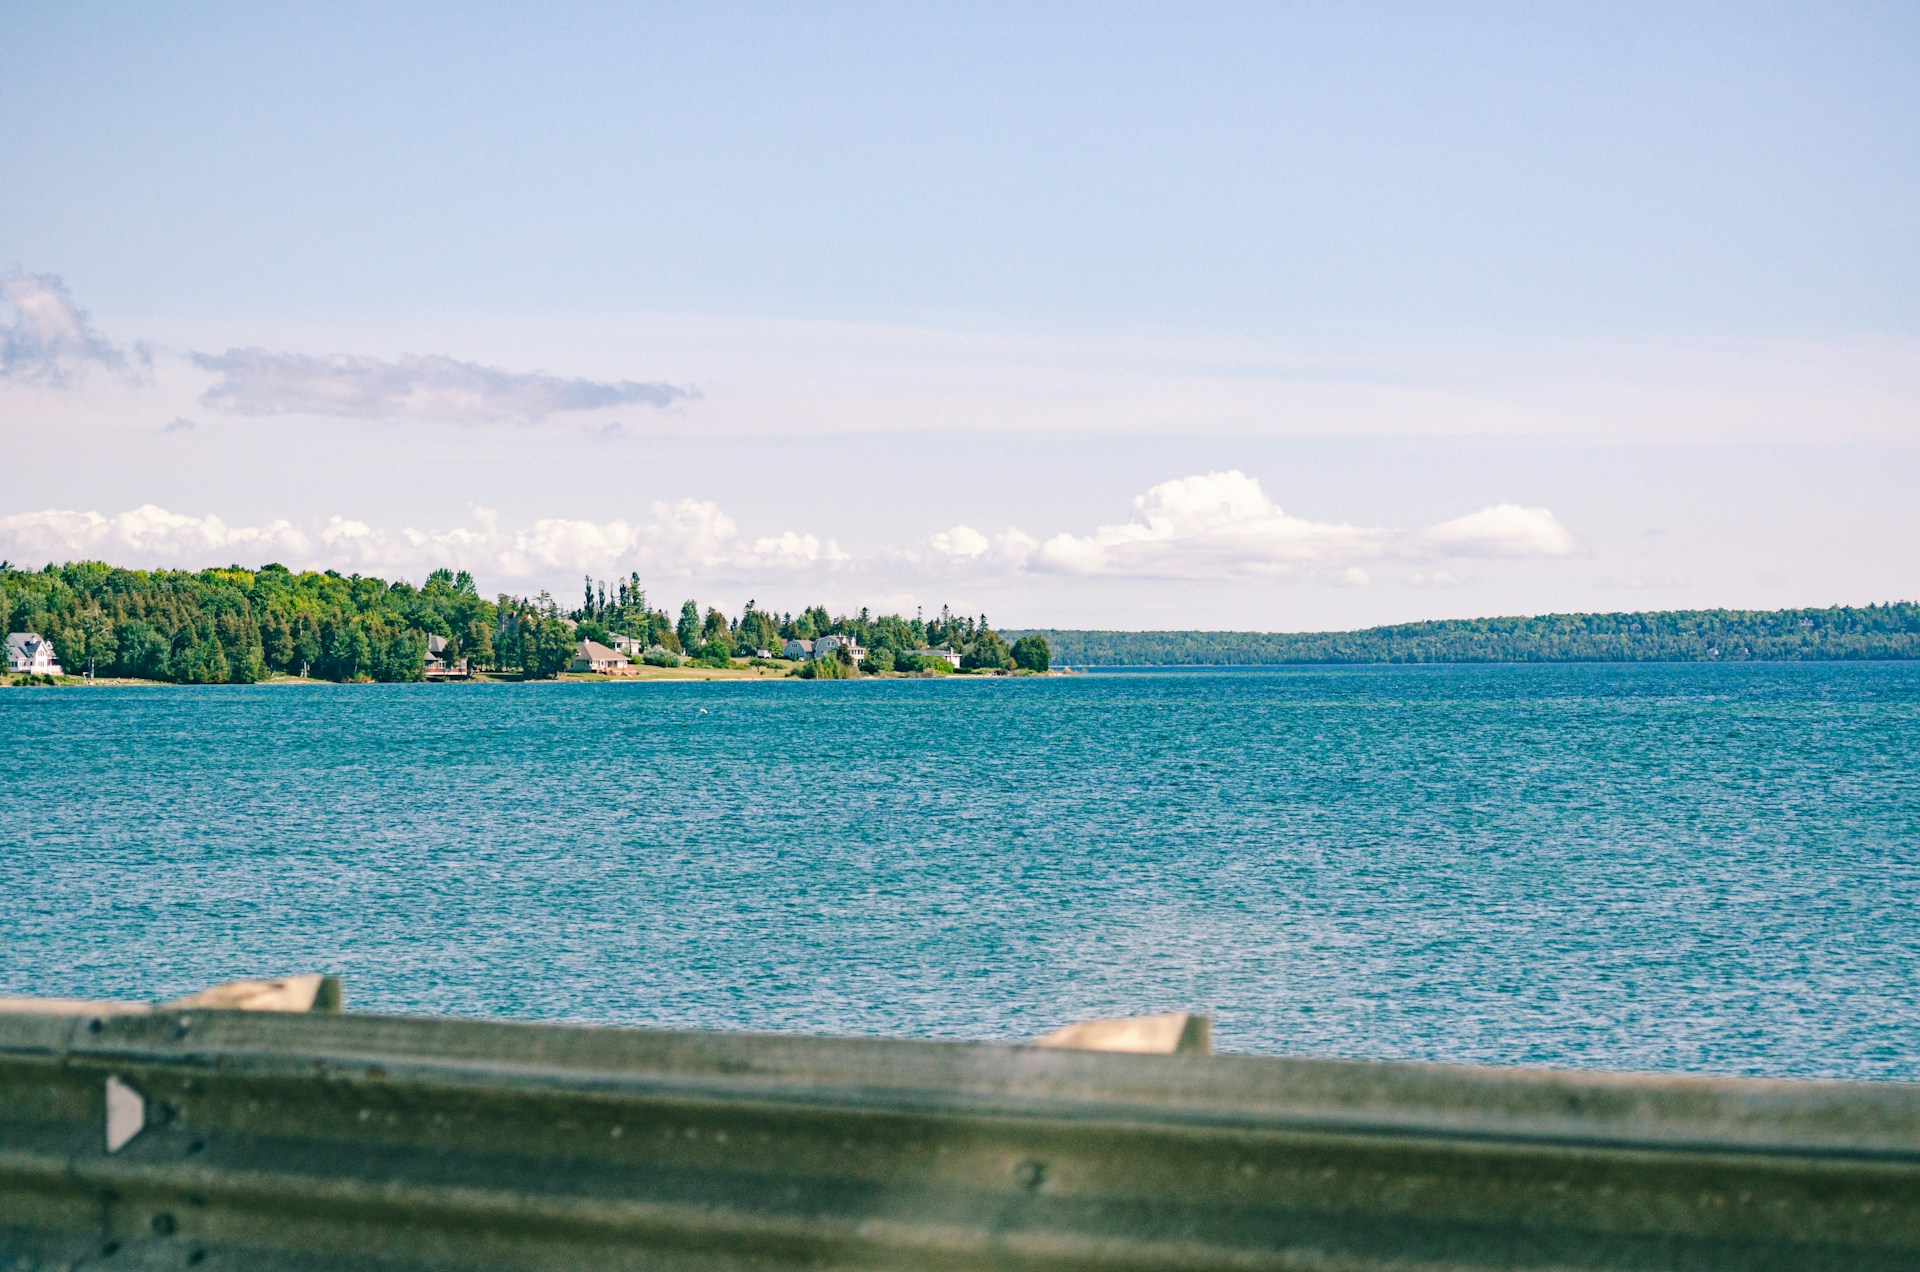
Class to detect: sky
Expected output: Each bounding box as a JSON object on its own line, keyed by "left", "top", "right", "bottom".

{"left": 1, "top": 1, "right": 1916, "bottom": 630}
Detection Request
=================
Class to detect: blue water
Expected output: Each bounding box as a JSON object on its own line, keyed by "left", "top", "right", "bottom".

{"left": 4, "top": 664, "right": 1917, "bottom": 1080}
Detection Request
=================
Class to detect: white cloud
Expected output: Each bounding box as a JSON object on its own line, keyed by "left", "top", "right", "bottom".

{"left": 190, "top": 348, "right": 693, "bottom": 424}
{"left": 929, "top": 524, "right": 990, "bottom": 558}
{"left": 0, "top": 471, "right": 1578, "bottom": 599}
{"left": 0, "top": 272, "right": 147, "bottom": 385}
{"left": 1418, "top": 503, "right": 1578, "bottom": 558}
{"left": 0, "top": 500, "right": 844, "bottom": 586}
{"left": 1406, "top": 569, "right": 1463, "bottom": 588}
{"left": 1030, "top": 472, "right": 1380, "bottom": 579}
{"left": 946, "top": 471, "right": 1579, "bottom": 582}
{"left": 0, "top": 505, "right": 312, "bottom": 564}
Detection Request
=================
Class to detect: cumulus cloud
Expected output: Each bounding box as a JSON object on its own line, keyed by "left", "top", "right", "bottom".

{"left": 929, "top": 524, "right": 990, "bottom": 559}
{"left": 1418, "top": 503, "right": 1578, "bottom": 558}
{"left": 0, "top": 471, "right": 1578, "bottom": 596}
{"left": 1030, "top": 472, "right": 1381, "bottom": 579}
{"left": 0, "top": 505, "right": 313, "bottom": 564}
{"left": 0, "top": 272, "right": 147, "bottom": 385}
{"left": 952, "top": 471, "right": 1579, "bottom": 581}
{"left": 191, "top": 348, "right": 693, "bottom": 423}
{"left": 0, "top": 500, "right": 844, "bottom": 584}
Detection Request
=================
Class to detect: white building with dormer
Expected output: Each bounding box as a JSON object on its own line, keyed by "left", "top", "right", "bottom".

{"left": 6, "top": 632, "right": 63, "bottom": 676}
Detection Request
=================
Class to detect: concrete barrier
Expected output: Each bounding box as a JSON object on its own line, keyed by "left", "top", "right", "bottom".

{"left": 2, "top": 1004, "right": 1917, "bottom": 1269}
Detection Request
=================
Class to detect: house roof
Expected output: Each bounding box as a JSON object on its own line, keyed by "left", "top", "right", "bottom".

{"left": 425, "top": 634, "right": 450, "bottom": 654}
{"left": 8, "top": 632, "right": 45, "bottom": 652}
{"left": 574, "top": 640, "right": 624, "bottom": 661}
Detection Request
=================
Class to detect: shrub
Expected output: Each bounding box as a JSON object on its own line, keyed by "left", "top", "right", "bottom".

{"left": 799, "top": 653, "right": 851, "bottom": 679}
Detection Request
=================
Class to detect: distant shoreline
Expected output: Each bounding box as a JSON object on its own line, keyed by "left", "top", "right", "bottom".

{"left": 1013, "top": 601, "right": 1920, "bottom": 667}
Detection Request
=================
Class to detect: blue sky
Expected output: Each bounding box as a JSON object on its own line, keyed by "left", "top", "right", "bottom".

{"left": 2, "top": 2, "right": 1915, "bottom": 628}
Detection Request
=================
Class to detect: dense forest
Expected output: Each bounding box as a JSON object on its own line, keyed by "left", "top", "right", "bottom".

{"left": 0, "top": 561, "right": 1038, "bottom": 683}
{"left": 1017, "top": 603, "right": 1920, "bottom": 666}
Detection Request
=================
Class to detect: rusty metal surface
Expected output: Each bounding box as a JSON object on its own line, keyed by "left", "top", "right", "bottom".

{"left": 2, "top": 1008, "right": 1917, "bottom": 1269}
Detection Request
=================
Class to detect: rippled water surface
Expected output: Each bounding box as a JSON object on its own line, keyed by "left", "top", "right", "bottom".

{"left": 5, "top": 664, "right": 1917, "bottom": 1079}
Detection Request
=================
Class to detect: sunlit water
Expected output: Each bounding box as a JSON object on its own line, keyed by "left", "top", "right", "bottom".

{"left": 5, "top": 664, "right": 1917, "bottom": 1079}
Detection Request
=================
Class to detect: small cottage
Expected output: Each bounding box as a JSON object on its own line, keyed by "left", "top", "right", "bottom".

{"left": 570, "top": 639, "right": 634, "bottom": 674}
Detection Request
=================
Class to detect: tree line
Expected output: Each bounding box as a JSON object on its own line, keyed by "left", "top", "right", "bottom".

{"left": 1016, "top": 603, "right": 1920, "bottom": 666}
{"left": 0, "top": 561, "right": 1046, "bottom": 684}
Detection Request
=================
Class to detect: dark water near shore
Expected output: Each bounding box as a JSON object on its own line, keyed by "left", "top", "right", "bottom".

{"left": 5, "top": 664, "right": 1917, "bottom": 1080}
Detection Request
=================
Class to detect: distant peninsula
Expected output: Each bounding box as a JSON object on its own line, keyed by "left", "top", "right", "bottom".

{"left": 1016, "top": 603, "right": 1920, "bottom": 667}
{"left": 0, "top": 561, "right": 1047, "bottom": 685}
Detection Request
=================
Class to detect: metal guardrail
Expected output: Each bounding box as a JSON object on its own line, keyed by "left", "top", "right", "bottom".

{"left": 2, "top": 992, "right": 1918, "bottom": 1269}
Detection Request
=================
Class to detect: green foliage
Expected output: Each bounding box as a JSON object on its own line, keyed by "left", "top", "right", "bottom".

{"left": 962, "top": 629, "right": 1013, "bottom": 670}
{"left": 676, "top": 600, "right": 700, "bottom": 652}
{"left": 1016, "top": 604, "right": 1920, "bottom": 665}
{"left": 693, "top": 641, "right": 732, "bottom": 669}
{"left": 0, "top": 562, "right": 473, "bottom": 685}
{"left": 701, "top": 607, "right": 735, "bottom": 653}
{"left": 860, "top": 646, "right": 896, "bottom": 674}
{"left": 798, "top": 651, "right": 851, "bottom": 679}
{"left": 1010, "top": 635, "right": 1051, "bottom": 672}
{"left": 642, "top": 646, "right": 680, "bottom": 668}
{"left": 522, "top": 617, "right": 577, "bottom": 679}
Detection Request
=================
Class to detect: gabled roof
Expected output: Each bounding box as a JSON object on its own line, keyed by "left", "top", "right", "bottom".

{"left": 574, "top": 640, "right": 623, "bottom": 661}
{"left": 8, "top": 631, "right": 45, "bottom": 652}
{"left": 425, "top": 634, "right": 450, "bottom": 654}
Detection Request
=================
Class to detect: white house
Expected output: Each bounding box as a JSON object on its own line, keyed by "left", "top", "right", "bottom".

{"left": 910, "top": 647, "right": 962, "bottom": 669}
{"left": 783, "top": 638, "right": 814, "bottom": 660}
{"left": 6, "top": 632, "right": 63, "bottom": 676}
{"left": 609, "top": 633, "right": 644, "bottom": 655}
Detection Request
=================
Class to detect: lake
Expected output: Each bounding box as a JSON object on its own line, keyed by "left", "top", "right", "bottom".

{"left": 4, "top": 663, "right": 1917, "bottom": 1080}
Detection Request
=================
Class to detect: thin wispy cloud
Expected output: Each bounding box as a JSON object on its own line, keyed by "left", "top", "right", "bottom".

{"left": 190, "top": 349, "right": 694, "bottom": 424}
{"left": 0, "top": 272, "right": 148, "bottom": 386}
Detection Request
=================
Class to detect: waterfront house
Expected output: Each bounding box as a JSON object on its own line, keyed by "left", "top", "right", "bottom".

{"left": 422, "top": 634, "right": 471, "bottom": 679}
{"left": 814, "top": 634, "right": 866, "bottom": 662}
{"left": 6, "top": 632, "right": 63, "bottom": 676}
{"left": 910, "top": 647, "right": 963, "bottom": 669}
{"left": 783, "top": 638, "right": 814, "bottom": 660}
{"left": 570, "top": 639, "right": 634, "bottom": 674}
{"left": 609, "top": 633, "right": 644, "bottom": 655}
